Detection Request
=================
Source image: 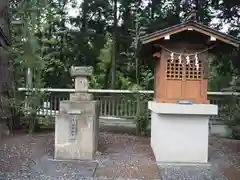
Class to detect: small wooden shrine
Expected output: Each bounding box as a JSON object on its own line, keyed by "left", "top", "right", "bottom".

{"left": 140, "top": 20, "right": 239, "bottom": 104}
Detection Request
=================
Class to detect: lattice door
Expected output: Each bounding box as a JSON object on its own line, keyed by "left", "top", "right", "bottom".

{"left": 166, "top": 59, "right": 183, "bottom": 79}
{"left": 166, "top": 58, "right": 203, "bottom": 80}
{"left": 186, "top": 59, "right": 202, "bottom": 80}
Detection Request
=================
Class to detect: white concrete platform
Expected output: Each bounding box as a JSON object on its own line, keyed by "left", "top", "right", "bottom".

{"left": 148, "top": 101, "right": 218, "bottom": 164}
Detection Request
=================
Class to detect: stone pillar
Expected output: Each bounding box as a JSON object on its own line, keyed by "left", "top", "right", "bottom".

{"left": 55, "top": 66, "right": 100, "bottom": 160}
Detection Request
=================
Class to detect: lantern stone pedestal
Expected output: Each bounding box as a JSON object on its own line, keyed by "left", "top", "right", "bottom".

{"left": 54, "top": 67, "right": 100, "bottom": 160}
{"left": 148, "top": 101, "right": 218, "bottom": 164}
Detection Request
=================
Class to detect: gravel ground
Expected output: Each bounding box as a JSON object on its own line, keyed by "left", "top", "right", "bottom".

{"left": 95, "top": 132, "right": 161, "bottom": 179}
{"left": 0, "top": 131, "right": 239, "bottom": 180}
{"left": 159, "top": 137, "right": 240, "bottom": 180}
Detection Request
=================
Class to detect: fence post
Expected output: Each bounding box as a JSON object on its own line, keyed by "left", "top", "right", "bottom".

{"left": 25, "top": 68, "right": 33, "bottom": 110}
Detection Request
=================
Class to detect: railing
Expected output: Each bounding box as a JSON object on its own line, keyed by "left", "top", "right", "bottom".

{"left": 18, "top": 88, "right": 237, "bottom": 121}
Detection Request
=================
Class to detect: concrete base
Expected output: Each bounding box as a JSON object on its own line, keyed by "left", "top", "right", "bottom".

{"left": 209, "top": 121, "right": 231, "bottom": 137}
{"left": 31, "top": 154, "right": 98, "bottom": 178}
{"left": 55, "top": 100, "right": 99, "bottom": 160}
{"left": 148, "top": 101, "right": 218, "bottom": 164}
{"left": 157, "top": 162, "right": 212, "bottom": 167}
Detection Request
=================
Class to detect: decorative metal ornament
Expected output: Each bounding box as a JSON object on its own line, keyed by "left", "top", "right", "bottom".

{"left": 186, "top": 55, "right": 190, "bottom": 65}
{"left": 170, "top": 52, "right": 174, "bottom": 62}
{"left": 178, "top": 54, "right": 182, "bottom": 64}
{"left": 194, "top": 53, "right": 199, "bottom": 70}
{"left": 195, "top": 63, "right": 199, "bottom": 70}
{"left": 194, "top": 53, "right": 198, "bottom": 62}
{"left": 194, "top": 53, "right": 198, "bottom": 59}
{"left": 168, "top": 51, "right": 201, "bottom": 69}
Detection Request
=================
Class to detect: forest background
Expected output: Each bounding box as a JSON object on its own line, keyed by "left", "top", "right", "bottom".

{"left": 7, "top": 0, "right": 240, "bottom": 136}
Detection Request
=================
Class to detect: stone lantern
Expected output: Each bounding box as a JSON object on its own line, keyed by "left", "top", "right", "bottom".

{"left": 55, "top": 66, "right": 100, "bottom": 160}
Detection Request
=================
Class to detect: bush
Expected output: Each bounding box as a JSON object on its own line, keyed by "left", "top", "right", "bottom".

{"left": 220, "top": 95, "right": 240, "bottom": 139}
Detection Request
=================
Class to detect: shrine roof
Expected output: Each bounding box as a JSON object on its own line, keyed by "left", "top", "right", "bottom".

{"left": 140, "top": 20, "right": 240, "bottom": 48}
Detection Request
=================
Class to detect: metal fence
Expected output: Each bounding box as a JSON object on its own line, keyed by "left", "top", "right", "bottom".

{"left": 18, "top": 88, "right": 237, "bottom": 121}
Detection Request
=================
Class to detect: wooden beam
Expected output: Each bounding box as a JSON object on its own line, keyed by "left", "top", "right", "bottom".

{"left": 142, "top": 25, "right": 239, "bottom": 48}
{"left": 188, "top": 27, "right": 238, "bottom": 47}
{"left": 144, "top": 27, "right": 189, "bottom": 44}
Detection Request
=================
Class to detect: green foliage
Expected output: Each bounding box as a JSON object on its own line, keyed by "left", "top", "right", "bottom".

{"left": 124, "top": 8, "right": 152, "bottom": 135}
{"left": 11, "top": 0, "right": 238, "bottom": 90}
{"left": 218, "top": 76, "right": 240, "bottom": 139}
{"left": 8, "top": 91, "right": 26, "bottom": 130}
{"left": 132, "top": 72, "right": 153, "bottom": 136}
{"left": 208, "top": 60, "right": 233, "bottom": 91}
{"left": 8, "top": 0, "right": 240, "bottom": 135}
{"left": 10, "top": 0, "right": 48, "bottom": 133}
{"left": 220, "top": 95, "right": 240, "bottom": 139}
{"left": 209, "top": 53, "right": 240, "bottom": 140}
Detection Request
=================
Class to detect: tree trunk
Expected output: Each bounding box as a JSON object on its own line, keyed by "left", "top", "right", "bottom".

{"left": 110, "top": 0, "right": 117, "bottom": 89}
{"left": 0, "top": 0, "right": 12, "bottom": 135}
{"left": 195, "top": 0, "right": 200, "bottom": 21}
